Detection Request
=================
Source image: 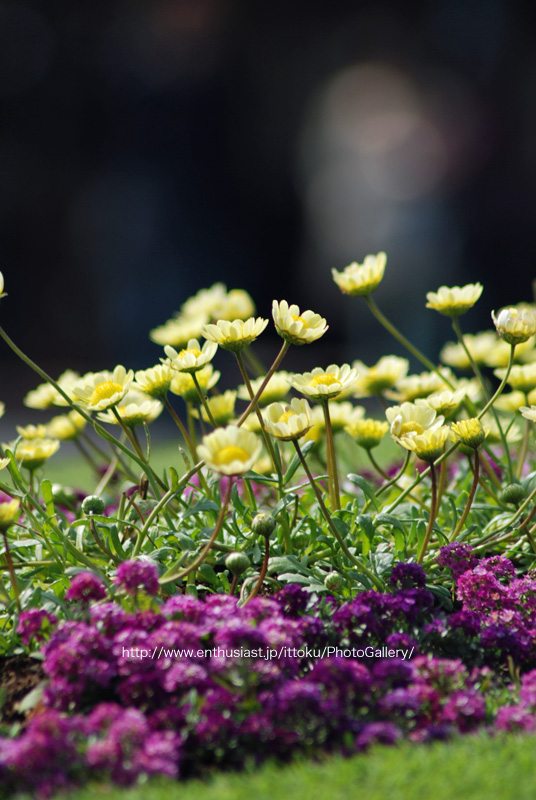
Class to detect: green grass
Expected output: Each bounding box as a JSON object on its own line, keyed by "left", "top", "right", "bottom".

{"left": 37, "top": 733, "right": 536, "bottom": 800}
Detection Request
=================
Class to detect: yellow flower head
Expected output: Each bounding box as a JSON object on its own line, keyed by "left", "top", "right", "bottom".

{"left": 494, "top": 391, "right": 526, "bottom": 412}
{"left": 215, "top": 289, "right": 256, "bottom": 321}
{"left": 46, "top": 410, "right": 87, "bottom": 440}
{"left": 0, "top": 402, "right": 4, "bottom": 419}
{"left": 16, "top": 424, "right": 48, "bottom": 440}
{"left": 192, "top": 390, "right": 237, "bottom": 426}
{"left": 0, "top": 271, "right": 4, "bottom": 297}
{"left": 484, "top": 335, "right": 536, "bottom": 368}
{"left": 181, "top": 283, "right": 228, "bottom": 320}
{"left": 440, "top": 332, "right": 498, "bottom": 370}
{"left": 346, "top": 418, "right": 389, "bottom": 450}
{"left": 308, "top": 402, "right": 365, "bottom": 434}
{"left": 494, "top": 363, "right": 536, "bottom": 394}
{"left": 73, "top": 366, "right": 134, "bottom": 412}
{"left": 169, "top": 365, "right": 220, "bottom": 403}
{"left": 150, "top": 315, "right": 208, "bottom": 348}
{"left": 272, "top": 300, "right": 328, "bottom": 346}
{"left": 202, "top": 317, "right": 269, "bottom": 352}
{"left": 237, "top": 371, "right": 290, "bottom": 406}
{"left": 352, "top": 355, "right": 409, "bottom": 397}
{"left": 289, "top": 364, "right": 358, "bottom": 401}
{"left": 134, "top": 364, "right": 173, "bottom": 399}
{"left": 399, "top": 426, "right": 452, "bottom": 463}
{"left": 415, "top": 389, "right": 466, "bottom": 419}
{"left": 426, "top": 283, "right": 483, "bottom": 317}
{"left": 386, "top": 401, "right": 444, "bottom": 444}
{"left": 263, "top": 398, "right": 312, "bottom": 441}
{"left": 451, "top": 418, "right": 487, "bottom": 449}
{"left": 331, "top": 252, "right": 386, "bottom": 296}
{"left": 492, "top": 307, "right": 536, "bottom": 346}
{"left": 24, "top": 370, "right": 81, "bottom": 410}
{"left": 164, "top": 339, "right": 218, "bottom": 374}
{"left": 13, "top": 438, "right": 60, "bottom": 470}
{"left": 97, "top": 392, "right": 163, "bottom": 428}
{"left": 0, "top": 499, "right": 20, "bottom": 531}
{"left": 388, "top": 368, "right": 454, "bottom": 402}
{"left": 197, "top": 425, "right": 262, "bottom": 476}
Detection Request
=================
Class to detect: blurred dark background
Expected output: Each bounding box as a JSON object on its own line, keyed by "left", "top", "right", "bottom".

{"left": 1, "top": 0, "right": 536, "bottom": 423}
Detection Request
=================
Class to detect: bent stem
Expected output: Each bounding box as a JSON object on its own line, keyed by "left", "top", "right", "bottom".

{"left": 450, "top": 450, "right": 480, "bottom": 540}
{"left": 242, "top": 535, "right": 270, "bottom": 606}
{"left": 417, "top": 462, "right": 438, "bottom": 564}
{"left": 236, "top": 341, "right": 290, "bottom": 427}
{"left": 364, "top": 295, "right": 455, "bottom": 390}
{"left": 191, "top": 372, "right": 219, "bottom": 428}
{"left": 321, "top": 399, "right": 340, "bottom": 510}
{"left": 293, "top": 439, "right": 384, "bottom": 590}
{"left": 159, "top": 478, "right": 233, "bottom": 585}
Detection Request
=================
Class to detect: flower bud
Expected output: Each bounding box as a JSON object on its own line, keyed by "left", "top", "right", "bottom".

{"left": 81, "top": 495, "right": 106, "bottom": 515}
{"left": 492, "top": 307, "right": 536, "bottom": 346}
{"left": 225, "top": 551, "right": 251, "bottom": 576}
{"left": 499, "top": 483, "right": 527, "bottom": 506}
{"left": 324, "top": 572, "right": 344, "bottom": 592}
{"left": 251, "top": 512, "right": 277, "bottom": 538}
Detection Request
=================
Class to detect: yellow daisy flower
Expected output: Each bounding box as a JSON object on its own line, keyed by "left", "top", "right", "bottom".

{"left": 134, "top": 364, "right": 173, "bottom": 399}
{"left": 169, "top": 365, "right": 220, "bottom": 403}
{"left": 150, "top": 315, "right": 208, "bottom": 348}
{"left": 387, "top": 368, "right": 454, "bottom": 402}
{"left": 181, "top": 283, "right": 228, "bottom": 320}
{"left": 352, "top": 355, "right": 409, "bottom": 397}
{"left": 494, "top": 363, "right": 536, "bottom": 394}
{"left": 492, "top": 307, "right": 536, "bottom": 346}
{"left": 399, "top": 426, "right": 452, "bottom": 463}
{"left": 97, "top": 392, "right": 163, "bottom": 428}
{"left": 197, "top": 425, "right": 262, "bottom": 476}
{"left": 0, "top": 499, "right": 20, "bottom": 531}
{"left": 46, "top": 410, "right": 87, "bottom": 440}
{"left": 309, "top": 401, "right": 365, "bottom": 433}
{"left": 440, "top": 332, "right": 497, "bottom": 370}
{"left": 24, "top": 370, "right": 81, "bottom": 410}
{"left": 16, "top": 424, "right": 48, "bottom": 440}
{"left": 202, "top": 317, "right": 268, "bottom": 352}
{"left": 263, "top": 398, "right": 312, "bottom": 441}
{"left": 214, "top": 289, "right": 256, "bottom": 321}
{"left": 331, "top": 252, "right": 386, "bottom": 296}
{"left": 494, "top": 391, "right": 527, "bottom": 412}
{"left": 415, "top": 389, "right": 466, "bottom": 419}
{"left": 272, "top": 300, "right": 328, "bottom": 346}
{"left": 13, "top": 438, "right": 60, "bottom": 470}
{"left": 164, "top": 339, "right": 218, "bottom": 374}
{"left": 191, "top": 390, "right": 237, "bottom": 426}
{"left": 289, "top": 364, "right": 358, "bottom": 401}
{"left": 451, "top": 418, "right": 487, "bottom": 449}
{"left": 426, "top": 283, "right": 483, "bottom": 317}
{"left": 237, "top": 371, "right": 290, "bottom": 405}
{"left": 385, "top": 401, "right": 444, "bottom": 444}
{"left": 346, "top": 418, "right": 389, "bottom": 450}
{"left": 73, "top": 366, "right": 134, "bottom": 412}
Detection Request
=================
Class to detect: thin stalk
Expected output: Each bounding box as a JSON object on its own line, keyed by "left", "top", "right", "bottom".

{"left": 191, "top": 372, "right": 219, "bottom": 428}
{"left": 450, "top": 450, "right": 480, "bottom": 540}
{"left": 366, "top": 449, "right": 389, "bottom": 481}
{"left": 477, "top": 343, "right": 516, "bottom": 421}
{"left": 516, "top": 418, "right": 531, "bottom": 480}
{"left": 73, "top": 438, "right": 101, "bottom": 474}
{"left": 1, "top": 530, "right": 21, "bottom": 611}
{"left": 159, "top": 479, "right": 233, "bottom": 585}
{"left": 322, "top": 399, "right": 340, "bottom": 510}
{"left": 293, "top": 439, "right": 384, "bottom": 589}
{"left": 364, "top": 295, "right": 455, "bottom": 389}
{"left": 235, "top": 350, "right": 282, "bottom": 482}
{"left": 110, "top": 407, "right": 167, "bottom": 499}
{"left": 164, "top": 397, "right": 195, "bottom": 456}
{"left": 242, "top": 536, "right": 270, "bottom": 605}
{"left": 417, "top": 462, "right": 438, "bottom": 564}
{"left": 236, "top": 341, "right": 290, "bottom": 427}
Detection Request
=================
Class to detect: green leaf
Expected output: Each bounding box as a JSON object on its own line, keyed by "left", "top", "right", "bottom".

{"left": 108, "top": 524, "right": 127, "bottom": 559}
{"left": 268, "top": 555, "right": 310, "bottom": 576}
{"left": 169, "top": 466, "right": 179, "bottom": 493}
{"left": 197, "top": 564, "right": 218, "bottom": 585}
{"left": 182, "top": 499, "right": 220, "bottom": 519}
{"left": 357, "top": 514, "right": 376, "bottom": 543}
{"left": 347, "top": 474, "right": 379, "bottom": 510}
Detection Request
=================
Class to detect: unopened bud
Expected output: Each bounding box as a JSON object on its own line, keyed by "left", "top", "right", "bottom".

{"left": 225, "top": 551, "right": 251, "bottom": 576}
{"left": 81, "top": 495, "right": 105, "bottom": 515}
{"left": 251, "top": 512, "right": 276, "bottom": 538}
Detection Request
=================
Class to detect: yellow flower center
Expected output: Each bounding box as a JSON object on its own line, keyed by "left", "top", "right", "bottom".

{"left": 179, "top": 347, "right": 202, "bottom": 359}
{"left": 399, "top": 421, "right": 425, "bottom": 436}
{"left": 291, "top": 314, "right": 308, "bottom": 327}
{"left": 90, "top": 381, "right": 124, "bottom": 405}
{"left": 311, "top": 373, "right": 338, "bottom": 387}
{"left": 278, "top": 410, "right": 294, "bottom": 424}
{"left": 214, "top": 445, "right": 250, "bottom": 466}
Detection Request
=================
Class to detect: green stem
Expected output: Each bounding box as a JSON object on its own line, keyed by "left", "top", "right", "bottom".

{"left": 516, "top": 418, "right": 531, "bottom": 480}
{"left": 293, "top": 439, "right": 384, "bottom": 589}
{"left": 236, "top": 341, "right": 290, "bottom": 427}
{"left": 235, "top": 350, "right": 282, "bottom": 482}
{"left": 365, "top": 295, "right": 455, "bottom": 389}
{"left": 159, "top": 479, "right": 233, "bottom": 585}
{"left": 191, "top": 372, "right": 219, "bottom": 428}
{"left": 322, "top": 399, "right": 340, "bottom": 510}
{"left": 1, "top": 530, "right": 21, "bottom": 611}
{"left": 450, "top": 450, "right": 480, "bottom": 540}
{"left": 366, "top": 449, "right": 389, "bottom": 481}
{"left": 417, "top": 462, "right": 438, "bottom": 563}
{"left": 242, "top": 535, "right": 270, "bottom": 605}
{"left": 477, "top": 344, "right": 516, "bottom": 421}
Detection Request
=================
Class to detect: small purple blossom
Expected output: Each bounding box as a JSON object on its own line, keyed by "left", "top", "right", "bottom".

{"left": 66, "top": 572, "right": 107, "bottom": 603}
{"left": 115, "top": 560, "right": 159, "bottom": 596}
{"left": 17, "top": 609, "right": 57, "bottom": 645}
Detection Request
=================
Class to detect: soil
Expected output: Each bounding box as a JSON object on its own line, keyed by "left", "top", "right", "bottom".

{"left": 0, "top": 654, "right": 46, "bottom": 725}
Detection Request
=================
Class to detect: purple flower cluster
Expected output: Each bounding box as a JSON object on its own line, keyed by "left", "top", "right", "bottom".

{"left": 3, "top": 551, "right": 536, "bottom": 798}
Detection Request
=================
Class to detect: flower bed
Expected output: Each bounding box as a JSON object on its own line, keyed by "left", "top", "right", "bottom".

{"left": 1, "top": 260, "right": 536, "bottom": 796}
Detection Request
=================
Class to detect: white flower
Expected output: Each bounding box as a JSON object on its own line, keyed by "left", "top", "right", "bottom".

{"left": 426, "top": 283, "right": 483, "bottom": 317}
{"left": 492, "top": 307, "right": 536, "bottom": 346}
{"left": 197, "top": 425, "right": 262, "bottom": 475}
{"left": 331, "top": 253, "right": 386, "bottom": 296}
{"left": 263, "top": 398, "right": 312, "bottom": 441}
{"left": 272, "top": 300, "right": 328, "bottom": 346}
{"left": 201, "top": 317, "right": 268, "bottom": 352}
{"left": 164, "top": 339, "right": 218, "bottom": 373}
{"left": 73, "top": 366, "right": 134, "bottom": 412}
{"left": 386, "top": 401, "right": 444, "bottom": 445}
{"left": 289, "top": 364, "right": 358, "bottom": 401}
